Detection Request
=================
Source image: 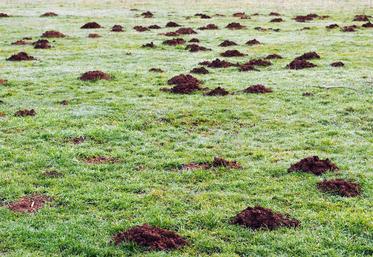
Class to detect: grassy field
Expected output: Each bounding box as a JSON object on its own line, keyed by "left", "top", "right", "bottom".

{"left": 0, "top": 0, "right": 372, "bottom": 256}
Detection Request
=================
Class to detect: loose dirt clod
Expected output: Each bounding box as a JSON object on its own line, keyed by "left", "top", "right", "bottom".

{"left": 41, "top": 12, "right": 58, "bottom": 17}
{"left": 189, "top": 38, "right": 200, "bottom": 43}
{"left": 60, "top": 100, "right": 69, "bottom": 105}
{"left": 112, "top": 224, "right": 187, "bottom": 251}
{"left": 11, "top": 40, "right": 28, "bottom": 45}
{"left": 330, "top": 61, "right": 344, "bottom": 67}
{"left": 33, "top": 39, "right": 51, "bottom": 49}
{"left": 247, "top": 59, "right": 272, "bottom": 66}
{"left": 326, "top": 24, "right": 339, "bottom": 29}
{"left": 149, "top": 68, "right": 164, "bottom": 73}
{"left": 288, "top": 156, "right": 338, "bottom": 175}
{"left": 195, "top": 13, "right": 211, "bottom": 19}
{"left": 270, "top": 18, "right": 284, "bottom": 22}
{"left": 239, "top": 64, "right": 258, "bottom": 72}
{"left": 79, "top": 71, "right": 111, "bottom": 81}
{"left": 190, "top": 67, "right": 209, "bottom": 74}
{"left": 175, "top": 27, "right": 197, "bottom": 34}
{"left": 81, "top": 22, "right": 102, "bottom": 29}
{"left": 246, "top": 39, "right": 261, "bottom": 45}
{"left": 226, "top": 22, "right": 246, "bottom": 29}
{"left": 269, "top": 12, "right": 281, "bottom": 16}
{"left": 203, "top": 58, "right": 235, "bottom": 68}
{"left": 134, "top": 26, "right": 149, "bottom": 32}
{"left": 162, "top": 38, "right": 185, "bottom": 46}
{"left": 296, "top": 51, "right": 320, "bottom": 60}
{"left": 362, "top": 22, "right": 373, "bottom": 28}
{"left": 244, "top": 84, "right": 272, "bottom": 93}
{"left": 142, "top": 42, "right": 155, "bottom": 48}
{"left": 141, "top": 11, "right": 154, "bottom": 18}
{"left": 167, "top": 74, "right": 201, "bottom": 94}
{"left": 148, "top": 24, "right": 161, "bottom": 29}
{"left": 42, "top": 30, "right": 65, "bottom": 38}
{"left": 165, "top": 21, "right": 180, "bottom": 27}
{"left": 186, "top": 44, "right": 210, "bottom": 52}
{"left": 198, "top": 24, "right": 219, "bottom": 30}
{"left": 14, "top": 109, "right": 36, "bottom": 116}
{"left": 265, "top": 54, "right": 282, "bottom": 59}
{"left": 231, "top": 206, "right": 300, "bottom": 230}
{"left": 8, "top": 195, "right": 52, "bottom": 213}
{"left": 293, "top": 14, "right": 315, "bottom": 22}
{"left": 287, "top": 59, "right": 316, "bottom": 69}
{"left": 7, "top": 52, "right": 35, "bottom": 61}
{"left": 111, "top": 25, "right": 124, "bottom": 32}
{"left": 205, "top": 87, "right": 229, "bottom": 96}
{"left": 219, "top": 40, "right": 237, "bottom": 47}
{"left": 181, "top": 157, "right": 241, "bottom": 170}
{"left": 0, "top": 13, "right": 10, "bottom": 17}
{"left": 84, "top": 156, "right": 119, "bottom": 164}
{"left": 317, "top": 179, "right": 361, "bottom": 197}
{"left": 88, "top": 33, "right": 101, "bottom": 38}
{"left": 221, "top": 50, "right": 246, "bottom": 57}
{"left": 341, "top": 25, "right": 357, "bottom": 32}
{"left": 353, "top": 14, "right": 370, "bottom": 22}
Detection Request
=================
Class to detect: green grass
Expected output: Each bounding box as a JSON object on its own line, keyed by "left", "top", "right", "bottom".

{"left": 0, "top": 1, "right": 372, "bottom": 256}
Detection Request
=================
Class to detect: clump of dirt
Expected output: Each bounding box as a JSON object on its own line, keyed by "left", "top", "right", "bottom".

{"left": 198, "top": 24, "right": 219, "bottom": 30}
{"left": 0, "top": 13, "right": 10, "bottom": 17}
{"left": 239, "top": 64, "right": 258, "bottom": 72}
{"left": 203, "top": 58, "right": 235, "bottom": 68}
{"left": 246, "top": 39, "right": 261, "bottom": 45}
{"left": 162, "top": 38, "right": 185, "bottom": 46}
{"left": 149, "top": 68, "right": 164, "bottom": 73}
{"left": 265, "top": 54, "right": 282, "bottom": 59}
{"left": 163, "top": 31, "right": 179, "bottom": 37}
{"left": 186, "top": 44, "right": 210, "bottom": 52}
{"left": 88, "top": 33, "right": 101, "bottom": 38}
{"left": 8, "top": 195, "right": 52, "bottom": 213}
{"left": 112, "top": 25, "right": 124, "bottom": 32}
{"left": 287, "top": 59, "right": 316, "bottom": 69}
{"left": 33, "top": 39, "right": 51, "bottom": 49}
{"left": 219, "top": 40, "right": 237, "bottom": 47}
{"left": 181, "top": 157, "right": 241, "bottom": 170}
{"left": 81, "top": 22, "right": 102, "bottom": 29}
{"left": 141, "top": 11, "right": 154, "bottom": 18}
{"left": 362, "top": 22, "right": 373, "bottom": 28}
{"left": 175, "top": 27, "right": 197, "bottom": 34}
{"left": 244, "top": 84, "right": 272, "bottom": 93}
{"left": 270, "top": 18, "right": 284, "bottom": 22}
{"left": 295, "top": 51, "right": 320, "bottom": 60}
{"left": 142, "top": 42, "right": 155, "bottom": 48}
{"left": 148, "top": 24, "right": 161, "bottom": 29}
{"left": 247, "top": 59, "right": 272, "bottom": 67}
{"left": 189, "top": 38, "right": 199, "bottom": 43}
{"left": 326, "top": 24, "right": 339, "bottom": 29}
{"left": 195, "top": 13, "right": 211, "bottom": 19}
{"left": 84, "top": 156, "right": 119, "bottom": 164}
{"left": 165, "top": 21, "right": 180, "bottom": 27}
{"left": 167, "top": 74, "right": 201, "bottom": 94}
{"left": 293, "top": 14, "right": 316, "bottom": 22}
{"left": 190, "top": 67, "right": 209, "bottom": 74}
{"left": 226, "top": 22, "right": 246, "bottom": 29}
{"left": 112, "top": 224, "right": 187, "bottom": 251}
{"left": 79, "top": 71, "right": 111, "bottom": 81}
{"left": 288, "top": 156, "right": 338, "bottom": 175}
{"left": 205, "top": 87, "right": 229, "bottom": 96}
{"left": 7, "top": 52, "right": 35, "bottom": 61}
{"left": 134, "top": 26, "right": 150, "bottom": 32}
{"left": 221, "top": 50, "right": 246, "bottom": 57}
{"left": 231, "top": 206, "right": 300, "bottom": 230}
{"left": 341, "top": 25, "right": 357, "bottom": 32}
{"left": 269, "top": 12, "right": 281, "bottom": 16}
{"left": 330, "top": 61, "right": 344, "bottom": 67}
{"left": 60, "top": 100, "right": 69, "bottom": 105}
{"left": 317, "top": 179, "right": 361, "bottom": 197}
{"left": 14, "top": 109, "right": 36, "bottom": 116}
{"left": 353, "top": 14, "right": 370, "bottom": 22}
{"left": 71, "top": 136, "right": 85, "bottom": 144}
{"left": 233, "top": 12, "right": 249, "bottom": 19}
{"left": 41, "top": 12, "right": 58, "bottom": 17}
{"left": 42, "top": 30, "right": 65, "bottom": 38}
{"left": 11, "top": 40, "right": 28, "bottom": 45}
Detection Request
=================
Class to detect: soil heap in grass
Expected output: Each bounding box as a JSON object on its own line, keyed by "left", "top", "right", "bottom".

{"left": 341, "top": 25, "right": 357, "bottom": 32}
{"left": 295, "top": 51, "right": 320, "bottom": 60}
{"left": 317, "top": 179, "right": 361, "bottom": 197}
{"left": 175, "top": 27, "right": 197, "bottom": 34}
{"left": 246, "top": 39, "right": 261, "bottom": 45}
{"left": 270, "top": 18, "right": 284, "bottom": 22}
{"left": 189, "top": 38, "right": 200, "bottom": 43}
{"left": 326, "top": 24, "right": 339, "bottom": 29}
{"left": 331, "top": 61, "right": 344, "bottom": 67}
{"left": 226, "top": 22, "right": 246, "bottom": 29}
{"left": 221, "top": 50, "right": 245, "bottom": 57}
{"left": 239, "top": 64, "right": 258, "bottom": 72}
{"left": 205, "top": 87, "right": 229, "bottom": 96}
{"left": 149, "top": 68, "right": 164, "bottom": 73}
{"left": 165, "top": 21, "right": 180, "bottom": 27}
{"left": 293, "top": 14, "right": 316, "bottom": 22}
{"left": 181, "top": 157, "right": 241, "bottom": 170}
{"left": 15, "top": 109, "right": 36, "bottom": 116}
{"left": 112, "top": 25, "right": 123, "bottom": 32}
{"left": 0, "top": 13, "right": 9, "bottom": 17}
{"left": 113, "top": 224, "right": 187, "bottom": 251}
{"left": 269, "top": 12, "right": 281, "bottom": 16}
{"left": 134, "top": 26, "right": 149, "bottom": 32}
{"left": 244, "top": 84, "right": 272, "bottom": 93}
{"left": 186, "top": 44, "right": 210, "bottom": 52}
{"left": 41, "top": 12, "right": 58, "bottom": 17}
{"left": 353, "top": 14, "right": 370, "bottom": 22}
{"left": 265, "top": 54, "right": 282, "bottom": 59}
{"left": 203, "top": 58, "right": 235, "bottom": 68}
{"left": 148, "top": 24, "right": 161, "bottom": 29}
{"left": 362, "top": 22, "right": 373, "bottom": 28}
{"left": 11, "top": 40, "right": 28, "bottom": 45}
{"left": 8, "top": 195, "right": 52, "bottom": 213}
{"left": 287, "top": 59, "right": 316, "bottom": 69}
{"left": 81, "top": 22, "right": 102, "bottom": 29}
{"left": 219, "top": 40, "right": 237, "bottom": 47}
{"left": 167, "top": 74, "right": 201, "bottom": 94}
{"left": 198, "top": 24, "right": 218, "bottom": 30}
{"left": 247, "top": 59, "right": 272, "bottom": 67}
{"left": 7, "top": 52, "right": 35, "bottom": 61}
{"left": 288, "top": 156, "right": 338, "bottom": 175}
{"left": 163, "top": 38, "right": 185, "bottom": 46}
{"left": 142, "top": 42, "right": 155, "bottom": 48}
{"left": 195, "top": 13, "right": 211, "bottom": 19}
{"left": 79, "top": 71, "right": 111, "bottom": 81}
{"left": 231, "top": 206, "right": 300, "bottom": 230}
{"left": 190, "top": 67, "right": 209, "bottom": 74}
{"left": 141, "top": 11, "right": 153, "bottom": 18}
{"left": 42, "top": 30, "right": 65, "bottom": 38}
{"left": 33, "top": 39, "right": 51, "bottom": 49}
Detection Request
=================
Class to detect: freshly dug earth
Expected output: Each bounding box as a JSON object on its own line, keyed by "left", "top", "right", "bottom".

{"left": 317, "top": 179, "right": 361, "bottom": 197}
{"left": 331, "top": 61, "right": 344, "bottom": 67}
{"left": 341, "top": 25, "right": 357, "bottom": 32}
{"left": 205, "top": 87, "right": 229, "bottom": 96}
{"left": 204, "top": 58, "right": 235, "bottom": 68}
{"left": 326, "top": 24, "right": 339, "bottom": 29}
{"left": 195, "top": 13, "right": 211, "bottom": 19}
{"left": 0, "top": 79, "right": 8, "bottom": 85}
{"left": 221, "top": 50, "right": 246, "bottom": 57}
{"left": 7, "top": 52, "right": 35, "bottom": 61}
{"left": 0, "top": 13, "right": 10, "bottom": 17}
{"left": 84, "top": 156, "right": 119, "bottom": 164}
{"left": 134, "top": 26, "right": 150, "bottom": 32}
{"left": 79, "top": 71, "right": 111, "bottom": 81}
{"left": 81, "top": 22, "right": 102, "bottom": 29}
{"left": 247, "top": 59, "right": 272, "bottom": 66}
{"left": 239, "top": 64, "right": 258, "bottom": 72}
{"left": 246, "top": 39, "right": 261, "bottom": 45}
{"left": 189, "top": 38, "right": 200, "bottom": 43}
{"left": 15, "top": 109, "right": 36, "bottom": 117}
{"left": 175, "top": 27, "right": 197, "bottom": 34}
{"left": 181, "top": 157, "right": 241, "bottom": 170}
{"left": 41, "top": 12, "right": 58, "bottom": 17}
{"left": 190, "top": 67, "right": 209, "bottom": 74}
{"left": 148, "top": 24, "right": 161, "bottom": 29}
{"left": 142, "top": 42, "right": 155, "bottom": 48}
{"left": 163, "top": 38, "right": 185, "bottom": 46}
{"left": 287, "top": 59, "right": 316, "bottom": 69}
{"left": 270, "top": 18, "right": 284, "bottom": 22}
{"left": 219, "top": 40, "right": 237, "bottom": 47}
{"left": 167, "top": 74, "right": 201, "bottom": 94}
{"left": 353, "top": 14, "right": 370, "bottom": 22}
{"left": 112, "top": 224, "right": 187, "bottom": 251}
{"left": 226, "top": 22, "right": 246, "bottom": 29}
{"left": 11, "top": 40, "right": 28, "bottom": 45}
{"left": 231, "top": 206, "right": 300, "bottom": 230}
{"left": 362, "top": 22, "right": 373, "bottom": 28}
{"left": 288, "top": 156, "right": 338, "bottom": 175}
{"left": 33, "top": 39, "right": 51, "bottom": 49}
{"left": 198, "top": 24, "right": 219, "bottom": 30}
{"left": 149, "top": 68, "right": 164, "bottom": 72}
{"left": 141, "top": 11, "right": 154, "bottom": 18}
{"left": 165, "top": 21, "right": 180, "bottom": 27}
{"left": 186, "top": 44, "right": 210, "bottom": 52}
{"left": 295, "top": 51, "right": 320, "bottom": 60}
{"left": 244, "top": 84, "right": 272, "bottom": 93}
{"left": 265, "top": 54, "right": 283, "bottom": 59}
{"left": 42, "top": 30, "right": 65, "bottom": 38}
{"left": 112, "top": 25, "right": 124, "bottom": 32}
{"left": 8, "top": 195, "right": 52, "bottom": 213}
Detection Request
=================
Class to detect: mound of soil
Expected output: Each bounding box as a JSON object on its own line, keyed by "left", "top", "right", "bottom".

{"left": 149, "top": 68, "right": 164, "bottom": 73}
{"left": 168, "top": 74, "right": 201, "bottom": 88}
{"left": 198, "top": 24, "right": 219, "bottom": 30}
{"left": 247, "top": 59, "right": 272, "bottom": 66}
{"left": 265, "top": 54, "right": 282, "bottom": 59}
{"left": 8, "top": 195, "right": 52, "bottom": 213}
{"left": 219, "top": 40, "right": 237, "bottom": 47}
{"left": 226, "top": 22, "right": 246, "bottom": 29}
{"left": 195, "top": 13, "right": 211, "bottom": 19}
{"left": 71, "top": 136, "right": 85, "bottom": 144}
{"left": 113, "top": 224, "right": 187, "bottom": 251}
{"left": 141, "top": 11, "right": 154, "bottom": 18}
{"left": 41, "top": 12, "right": 58, "bottom": 17}
{"left": 353, "top": 15, "right": 370, "bottom": 22}
{"left": 88, "top": 33, "right": 101, "bottom": 38}
{"left": 134, "top": 26, "right": 149, "bottom": 32}
{"left": 166, "top": 21, "right": 180, "bottom": 27}
{"left": 296, "top": 51, "right": 320, "bottom": 60}
{"left": 231, "top": 206, "right": 300, "bottom": 230}
{"left": 33, "top": 39, "right": 51, "bottom": 49}
{"left": 181, "top": 157, "right": 241, "bottom": 170}
{"left": 163, "top": 38, "right": 185, "bottom": 46}
{"left": 189, "top": 38, "right": 199, "bottom": 43}
{"left": 0, "top": 13, "right": 10, "bottom": 17}
{"left": 190, "top": 67, "right": 209, "bottom": 74}
{"left": 81, "top": 22, "right": 102, "bottom": 29}
{"left": 204, "top": 58, "right": 235, "bottom": 68}
{"left": 142, "top": 42, "right": 155, "bottom": 48}
{"left": 287, "top": 59, "right": 316, "bottom": 69}
{"left": 186, "top": 44, "right": 210, "bottom": 52}
{"left": 205, "top": 87, "right": 229, "bottom": 96}
{"left": 79, "top": 71, "right": 111, "bottom": 81}
{"left": 246, "top": 39, "right": 261, "bottom": 45}
{"left": 270, "top": 18, "right": 284, "bottom": 22}
{"left": 60, "top": 100, "right": 69, "bottom": 105}
{"left": 244, "top": 84, "right": 272, "bottom": 93}
{"left": 221, "top": 50, "right": 245, "bottom": 57}
{"left": 175, "top": 27, "right": 197, "bottom": 34}
{"left": 269, "top": 12, "right": 281, "bottom": 16}
{"left": 7, "top": 52, "right": 35, "bottom": 61}
{"left": 239, "top": 64, "right": 258, "bottom": 72}
{"left": 14, "top": 109, "right": 36, "bottom": 116}
{"left": 11, "top": 40, "right": 28, "bottom": 45}
{"left": 362, "top": 22, "right": 373, "bottom": 28}
{"left": 84, "top": 156, "right": 119, "bottom": 164}
{"left": 112, "top": 25, "right": 123, "bottom": 32}
{"left": 42, "top": 30, "right": 65, "bottom": 38}
{"left": 148, "top": 24, "right": 161, "bottom": 29}
{"left": 317, "top": 179, "right": 360, "bottom": 197}
{"left": 163, "top": 31, "right": 180, "bottom": 37}
{"left": 330, "top": 61, "right": 344, "bottom": 67}
{"left": 288, "top": 156, "right": 338, "bottom": 175}
{"left": 293, "top": 15, "right": 314, "bottom": 22}
{"left": 233, "top": 12, "right": 246, "bottom": 17}
{"left": 341, "top": 25, "right": 357, "bottom": 32}
{"left": 326, "top": 24, "right": 339, "bottom": 29}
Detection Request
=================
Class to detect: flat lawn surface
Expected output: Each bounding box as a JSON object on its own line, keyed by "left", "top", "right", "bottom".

{"left": 0, "top": 1, "right": 372, "bottom": 256}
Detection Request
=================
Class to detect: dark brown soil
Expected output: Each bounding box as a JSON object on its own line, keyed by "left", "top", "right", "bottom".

{"left": 0, "top": 13, "right": 10, "bottom": 17}
{"left": 244, "top": 84, "right": 272, "bottom": 93}
{"left": 239, "top": 64, "right": 258, "bottom": 72}
{"left": 265, "top": 54, "right": 283, "bottom": 59}
{"left": 88, "top": 33, "right": 101, "bottom": 38}
{"left": 226, "top": 22, "right": 246, "bottom": 29}
{"left": 231, "top": 206, "right": 300, "bottom": 230}
{"left": 203, "top": 58, "right": 235, "bottom": 68}
{"left": 181, "top": 157, "right": 241, "bottom": 170}
{"left": 185, "top": 44, "right": 210, "bottom": 52}
{"left": 81, "top": 22, "right": 102, "bottom": 29}
{"left": 189, "top": 38, "right": 200, "bottom": 43}
{"left": 7, "top": 52, "right": 35, "bottom": 61}
{"left": 134, "top": 26, "right": 150, "bottom": 32}
{"left": 167, "top": 74, "right": 201, "bottom": 94}
{"left": 165, "top": 21, "right": 181, "bottom": 27}
{"left": 317, "top": 179, "right": 361, "bottom": 197}
{"left": 148, "top": 24, "right": 161, "bottom": 29}
{"left": 71, "top": 136, "right": 85, "bottom": 144}
{"left": 295, "top": 51, "right": 320, "bottom": 60}
{"left": 341, "top": 25, "right": 357, "bottom": 32}
{"left": 246, "top": 39, "right": 261, "bottom": 45}
{"left": 84, "top": 156, "right": 119, "bottom": 164}
{"left": 330, "top": 61, "right": 344, "bottom": 67}
{"left": 270, "top": 18, "right": 284, "bottom": 22}
{"left": 163, "top": 38, "right": 185, "bottom": 46}
{"left": 219, "top": 40, "right": 237, "bottom": 47}
{"left": 23, "top": 37, "right": 32, "bottom": 40}
{"left": 15, "top": 109, "right": 36, "bottom": 116}
{"left": 326, "top": 24, "right": 339, "bottom": 29}
{"left": 112, "top": 224, "right": 187, "bottom": 251}
{"left": 42, "top": 30, "right": 65, "bottom": 38}
{"left": 8, "top": 195, "right": 52, "bottom": 213}
{"left": 11, "top": 40, "right": 28, "bottom": 45}
{"left": 288, "top": 156, "right": 338, "bottom": 175}
{"left": 195, "top": 13, "right": 211, "bottom": 19}
{"left": 205, "top": 87, "right": 229, "bottom": 96}
{"left": 287, "top": 59, "right": 317, "bottom": 69}
{"left": 293, "top": 15, "right": 315, "bottom": 22}
{"left": 353, "top": 15, "right": 370, "bottom": 22}
{"left": 362, "top": 22, "right": 373, "bottom": 28}
{"left": 79, "top": 71, "right": 111, "bottom": 81}
{"left": 175, "top": 27, "right": 197, "bottom": 34}
{"left": 112, "top": 25, "right": 124, "bottom": 32}
{"left": 190, "top": 67, "right": 209, "bottom": 74}
{"left": 233, "top": 12, "right": 249, "bottom": 19}
{"left": 149, "top": 68, "right": 164, "bottom": 73}
{"left": 221, "top": 50, "right": 246, "bottom": 57}
{"left": 163, "top": 31, "right": 179, "bottom": 37}
{"left": 269, "top": 12, "right": 281, "bottom": 16}
{"left": 198, "top": 24, "right": 219, "bottom": 30}
{"left": 60, "top": 100, "right": 69, "bottom": 105}
{"left": 41, "top": 12, "right": 58, "bottom": 17}
{"left": 247, "top": 59, "right": 272, "bottom": 67}
{"left": 33, "top": 39, "right": 51, "bottom": 49}
{"left": 141, "top": 11, "right": 154, "bottom": 18}
{"left": 142, "top": 42, "right": 155, "bottom": 48}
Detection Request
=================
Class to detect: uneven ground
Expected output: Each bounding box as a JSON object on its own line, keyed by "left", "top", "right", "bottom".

{"left": 0, "top": 0, "right": 372, "bottom": 256}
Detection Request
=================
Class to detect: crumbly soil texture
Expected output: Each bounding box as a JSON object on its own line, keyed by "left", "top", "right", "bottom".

{"left": 181, "top": 157, "right": 241, "bottom": 170}
{"left": 288, "top": 156, "right": 338, "bottom": 175}
{"left": 244, "top": 84, "right": 272, "bottom": 93}
{"left": 287, "top": 59, "right": 316, "bottom": 69}
{"left": 81, "top": 22, "right": 102, "bottom": 29}
{"left": 42, "top": 30, "right": 65, "bottom": 38}
{"left": 205, "top": 87, "right": 229, "bottom": 96}
{"left": 15, "top": 109, "right": 36, "bottom": 116}
{"left": 317, "top": 179, "right": 360, "bottom": 197}
{"left": 8, "top": 195, "right": 52, "bottom": 213}
{"left": 7, "top": 52, "right": 35, "bottom": 61}
{"left": 167, "top": 74, "right": 201, "bottom": 94}
{"left": 79, "top": 71, "right": 111, "bottom": 81}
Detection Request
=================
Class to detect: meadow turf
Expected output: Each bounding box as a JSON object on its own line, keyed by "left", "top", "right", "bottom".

{"left": 0, "top": 0, "right": 372, "bottom": 256}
